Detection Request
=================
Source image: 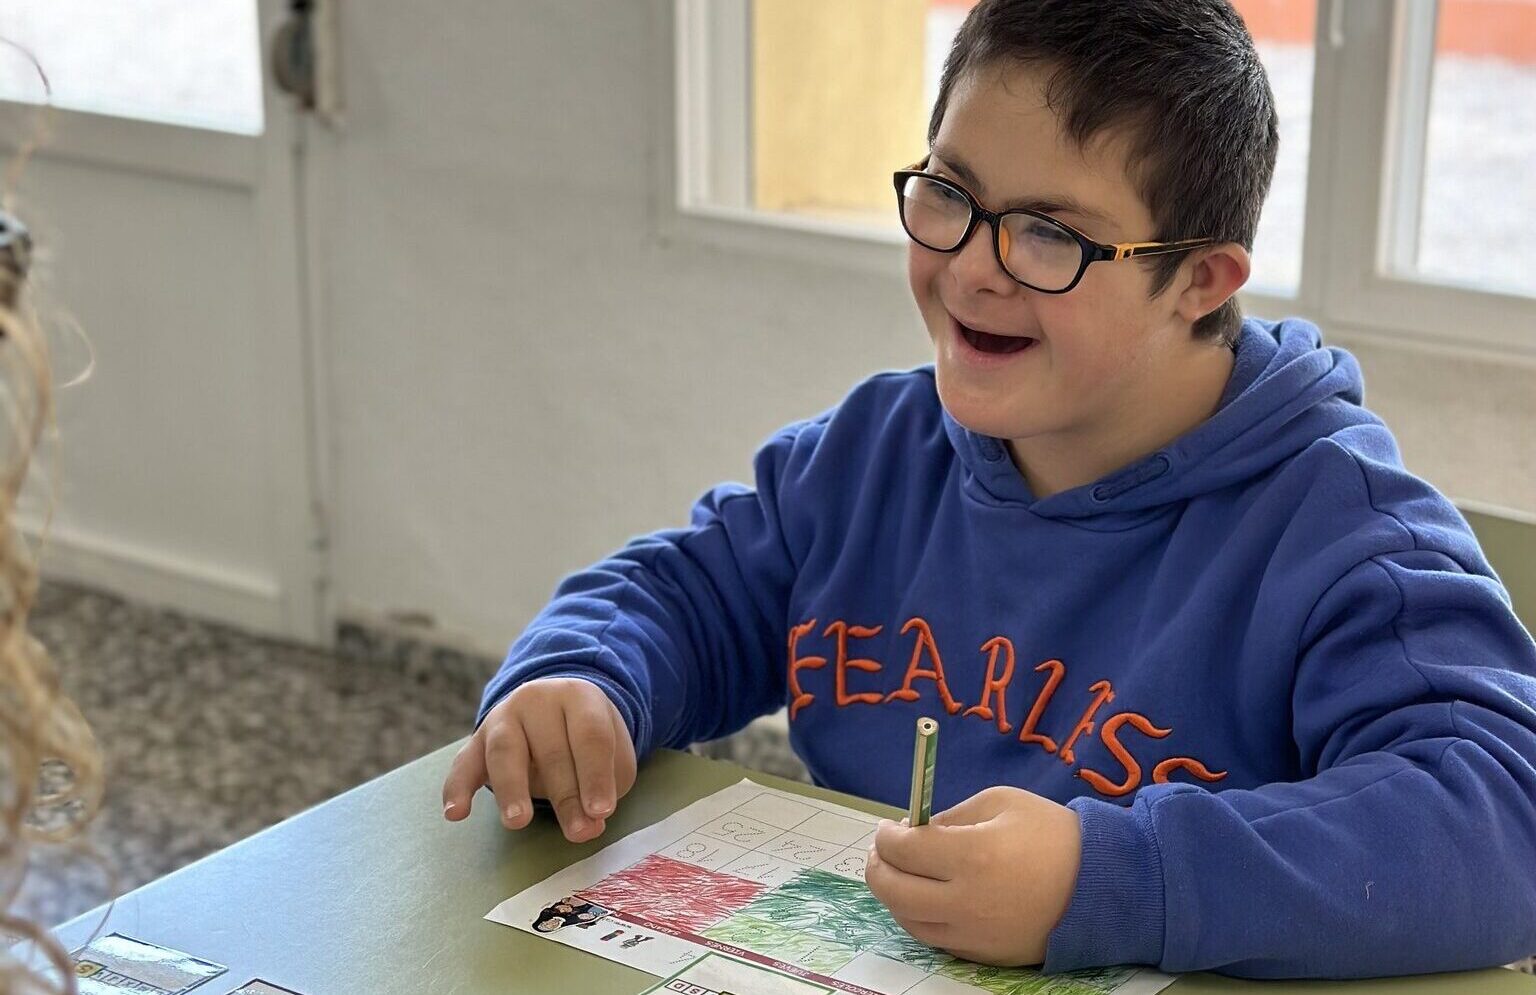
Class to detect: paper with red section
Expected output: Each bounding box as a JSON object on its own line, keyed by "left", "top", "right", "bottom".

{"left": 580, "top": 853, "right": 767, "bottom": 932}
{"left": 487, "top": 779, "right": 1173, "bottom": 995}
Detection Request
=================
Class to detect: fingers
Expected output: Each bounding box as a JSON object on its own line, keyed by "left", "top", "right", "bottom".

{"left": 865, "top": 843, "right": 959, "bottom": 923}
{"left": 867, "top": 847, "right": 999, "bottom": 964}
{"left": 611, "top": 707, "right": 639, "bottom": 800}
{"left": 931, "top": 785, "right": 1014, "bottom": 828}
{"left": 441, "top": 738, "right": 488, "bottom": 821}
{"left": 565, "top": 693, "right": 619, "bottom": 820}
{"left": 443, "top": 680, "right": 636, "bottom": 844}
{"left": 523, "top": 704, "right": 602, "bottom": 843}
{"left": 895, "top": 915, "right": 964, "bottom": 954}
{"left": 872, "top": 819, "right": 967, "bottom": 881}
{"left": 484, "top": 718, "right": 534, "bottom": 830}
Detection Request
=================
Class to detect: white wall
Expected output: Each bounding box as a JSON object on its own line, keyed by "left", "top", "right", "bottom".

{"left": 307, "top": 1, "right": 927, "bottom": 653}
{"left": 303, "top": 0, "right": 1535, "bottom": 657}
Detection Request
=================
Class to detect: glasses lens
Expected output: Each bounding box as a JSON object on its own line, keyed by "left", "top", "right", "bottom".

{"left": 899, "top": 175, "right": 971, "bottom": 251}
{"left": 1000, "top": 213, "right": 1084, "bottom": 291}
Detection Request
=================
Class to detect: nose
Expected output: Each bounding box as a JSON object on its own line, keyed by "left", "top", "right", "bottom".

{"left": 949, "top": 216, "right": 1017, "bottom": 297}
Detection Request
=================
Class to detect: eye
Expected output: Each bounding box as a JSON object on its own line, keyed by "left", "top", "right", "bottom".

{"left": 930, "top": 180, "right": 966, "bottom": 204}
{"left": 1022, "top": 218, "right": 1075, "bottom": 244}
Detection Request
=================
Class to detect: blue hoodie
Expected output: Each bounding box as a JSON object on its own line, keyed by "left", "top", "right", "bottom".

{"left": 478, "top": 317, "right": 1536, "bottom": 978}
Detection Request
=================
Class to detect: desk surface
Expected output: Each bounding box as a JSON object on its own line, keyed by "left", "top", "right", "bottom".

{"left": 56, "top": 743, "right": 1535, "bottom": 995}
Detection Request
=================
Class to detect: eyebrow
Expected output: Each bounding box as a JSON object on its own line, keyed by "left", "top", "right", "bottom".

{"left": 929, "top": 148, "right": 1109, "bottom": 225}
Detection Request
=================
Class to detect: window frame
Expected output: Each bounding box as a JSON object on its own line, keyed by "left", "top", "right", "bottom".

{"left": 660, "top": 0, "right": 909, "bottom": 277}
{"left": 664, "top": 0, "right": 1536, "bottom": 357}
{"left": 1313, "top": 0, "right": 1536, "bottom": 356}
{"left": 0, "top": 102, "right": 260, "bottom": 186}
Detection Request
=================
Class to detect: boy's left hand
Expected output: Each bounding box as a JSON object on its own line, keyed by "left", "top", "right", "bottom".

{"left": 865, "top": 785, "right": 1082, "bottom": 966}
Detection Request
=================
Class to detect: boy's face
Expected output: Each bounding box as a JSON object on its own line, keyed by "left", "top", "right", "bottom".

{"left": 909, "top": 63, "right": 1214, "bottom": 448}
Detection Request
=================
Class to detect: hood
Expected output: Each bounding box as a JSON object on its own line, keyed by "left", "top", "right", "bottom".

{"left": 943, "top": 317, "right": 1368, "bottom": 524}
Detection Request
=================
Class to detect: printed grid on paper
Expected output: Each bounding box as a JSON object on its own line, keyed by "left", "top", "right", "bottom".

{"left": 577, "top": 791, "right": 880, "bottom": 933}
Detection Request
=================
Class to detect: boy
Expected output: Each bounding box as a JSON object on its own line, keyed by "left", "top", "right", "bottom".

{"left": 442, "top": 0, "right": 1536, "bottom": 979}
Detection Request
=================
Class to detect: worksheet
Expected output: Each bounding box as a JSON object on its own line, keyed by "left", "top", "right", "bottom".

{"left": 640, "top": 951, "right": 836, "bottom": 995}
{"left": 487, "top": 779, "right": 1173, "bottom": 995}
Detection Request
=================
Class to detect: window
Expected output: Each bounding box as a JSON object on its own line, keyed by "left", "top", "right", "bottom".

{"left": 748, "top": 0, "right": 929, "bottom": 228}
{"left": 1401, "top": 0, "right": 1536, "bottom": 297}
{"left": 1230, "top": 1, "right": 1317, "bottom": 296}
{"left": 0, "top": 0, "right": 263, "bottom": 135}
{"left": 676, "top": 0, "right": 1536, "bottom": 352}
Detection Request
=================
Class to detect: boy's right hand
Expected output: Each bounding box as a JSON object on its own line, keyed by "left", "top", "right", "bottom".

{"left": 440, "top": 677, "right": 637, "bottom": 843}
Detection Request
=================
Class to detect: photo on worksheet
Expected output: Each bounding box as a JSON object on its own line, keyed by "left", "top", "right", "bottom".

{"left": 71, "top": 933, "right": 228, "bottom": 995}
{"left": 533, "top": 895, "right": 615, "bottom": 932}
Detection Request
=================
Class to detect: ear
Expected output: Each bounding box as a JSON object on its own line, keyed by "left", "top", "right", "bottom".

{"left": 1173, "top": 242, "right": 1250, "bottom": 325}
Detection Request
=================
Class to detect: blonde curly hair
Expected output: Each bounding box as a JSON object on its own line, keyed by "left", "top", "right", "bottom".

{"left": 0, "top": 121, "right": 105, "bottom": 991}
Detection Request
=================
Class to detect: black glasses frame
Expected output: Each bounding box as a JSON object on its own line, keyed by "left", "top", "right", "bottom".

{"left": 893, "top": 159, "right": 1215, "bottom": 294}
{"left": 0, "top": 211, "right": 31, "bottom": 311}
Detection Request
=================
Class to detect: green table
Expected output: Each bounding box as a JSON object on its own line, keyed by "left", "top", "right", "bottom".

{"left": 54, "top": 744, "right": 1535, "bottom": 994}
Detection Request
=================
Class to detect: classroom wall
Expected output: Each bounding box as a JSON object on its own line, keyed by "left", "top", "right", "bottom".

{"left": 306, "top": 1, "right": 927, "bottom": 653}
{"left": 301, "top": 0, "right": 1535, "bottom": 657}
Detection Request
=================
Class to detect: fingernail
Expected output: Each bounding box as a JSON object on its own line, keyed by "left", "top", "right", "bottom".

{"left": 591, "top": 798, "right": 614, "bottom": 817}
{"left": 503, "top": 803, "right": 522, "bottom": 824}
{"left": 443, "top": 801, "right": 459, "bottom": 819}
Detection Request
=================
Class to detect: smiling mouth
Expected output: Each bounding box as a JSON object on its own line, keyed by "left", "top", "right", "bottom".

{"left": 954, "top": 317, "right": 1037, "bottom": 355}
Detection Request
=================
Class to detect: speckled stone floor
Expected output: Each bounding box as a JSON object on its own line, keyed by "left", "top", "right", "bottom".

{"left": 13, "top": 581, "right": 804, "bottom": 932}
{"left": 16, "top": 581, "right": 497, "bottom": 929}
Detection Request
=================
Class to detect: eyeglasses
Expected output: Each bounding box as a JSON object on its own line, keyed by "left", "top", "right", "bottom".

{"left": 893, "top": 159, "right": 1215, "bottom": 294}
{"left": 0, "top": 212, "right": 31, "bottom": 310}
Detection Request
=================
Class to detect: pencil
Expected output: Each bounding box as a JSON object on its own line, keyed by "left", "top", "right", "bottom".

{"left": 907, "top": 717, "right": 939, "bottom": 827}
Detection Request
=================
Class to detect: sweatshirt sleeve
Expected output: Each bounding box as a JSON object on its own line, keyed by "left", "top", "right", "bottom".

{"left": 1045, "top": 547, "right": 1536, "bottom": 978}
{"left": 475, "top": 418, "right": 823, "bottom": 757}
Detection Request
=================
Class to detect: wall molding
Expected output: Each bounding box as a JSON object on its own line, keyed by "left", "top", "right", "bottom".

{"left": 19, "top": 517, "right": 291, "bottom": 638}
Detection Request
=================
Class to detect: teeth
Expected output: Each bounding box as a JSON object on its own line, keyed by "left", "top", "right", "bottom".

{"left": 959, "top": 319, "right": 1029, "bottom": 339}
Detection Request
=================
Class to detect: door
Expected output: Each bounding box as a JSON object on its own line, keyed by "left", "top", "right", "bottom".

{"left": 0, "top": 0, "right": 330, "bottom": 640}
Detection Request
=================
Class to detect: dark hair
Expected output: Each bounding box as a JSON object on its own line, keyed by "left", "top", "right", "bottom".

{"left": 929, "top": 0, "right": 1278, "bottom": 346}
